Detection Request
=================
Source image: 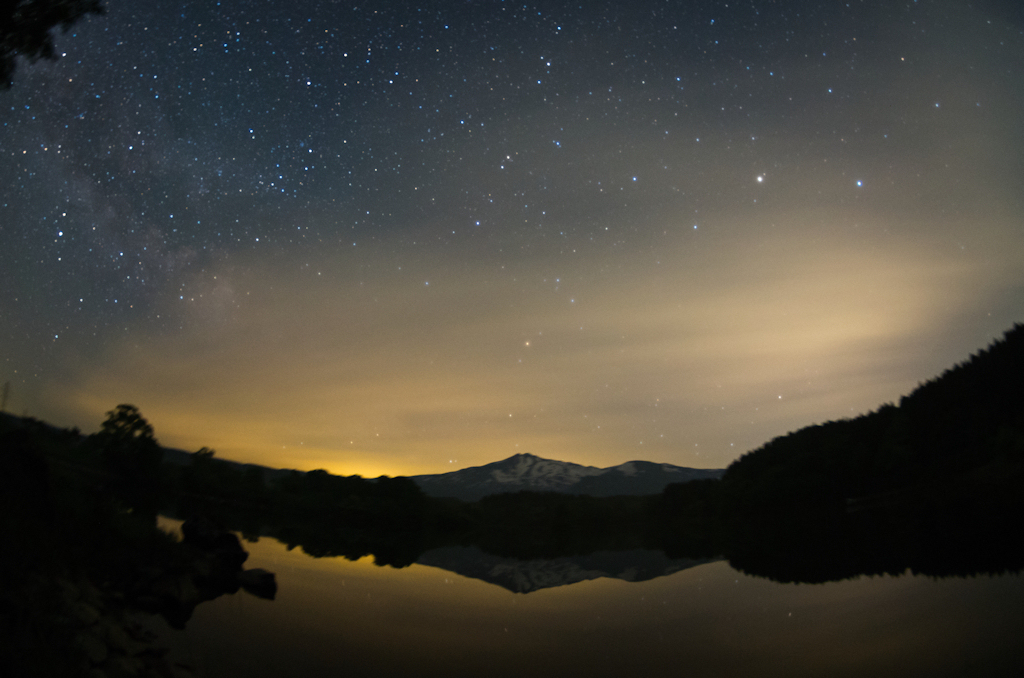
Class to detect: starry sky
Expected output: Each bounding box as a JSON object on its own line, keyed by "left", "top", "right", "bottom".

{"left": 2, "top": 0, "right": 1023, "bottom": 477}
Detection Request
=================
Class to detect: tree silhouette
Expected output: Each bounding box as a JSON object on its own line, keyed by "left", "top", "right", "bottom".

{"left": 97, "top": 402, "right": 155, "bottom": 443}
{"left": 91, "top": 404, "right": 163, "bottom": 505}
{"left": 1, "top": 0, "right": 104, "bottom": 89}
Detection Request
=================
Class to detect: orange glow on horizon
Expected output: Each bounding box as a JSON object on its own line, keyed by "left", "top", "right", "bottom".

{"left": 41, "top": 225, "right": 1023, "bottom": 477}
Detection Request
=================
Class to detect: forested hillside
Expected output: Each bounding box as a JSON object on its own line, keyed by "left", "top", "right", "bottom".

{"left": 709, "top": 323, "right": 1024, "bottom": 515}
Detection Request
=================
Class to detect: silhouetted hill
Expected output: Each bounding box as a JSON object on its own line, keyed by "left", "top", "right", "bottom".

{"left": 711, "top": 323, "right": 1024, "bottom": 516}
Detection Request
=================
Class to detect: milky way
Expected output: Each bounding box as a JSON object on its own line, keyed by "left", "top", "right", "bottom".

{"left": 2, "top": 0, "right": 1023, "bottom": 475}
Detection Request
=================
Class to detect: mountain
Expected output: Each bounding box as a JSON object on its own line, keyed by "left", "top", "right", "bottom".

{"left": 416, "top": 545, "right": 720, "bottom": 593}
{"left": 410, "top": 453, "right": 724, "bottom": 501}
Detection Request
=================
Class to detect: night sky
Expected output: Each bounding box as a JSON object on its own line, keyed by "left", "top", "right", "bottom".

{"left": 2, "top": 0, "right": 1023, "bottom": 477}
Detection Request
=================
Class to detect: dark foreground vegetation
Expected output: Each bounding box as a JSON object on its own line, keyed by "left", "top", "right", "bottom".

{"left": 0, "top": 408, "right": 277, "bottom": 677}
{"left": 3, "top": 324, "right": 1023, "bottom": 674}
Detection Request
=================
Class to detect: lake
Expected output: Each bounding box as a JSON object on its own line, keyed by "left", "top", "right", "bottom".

{"left": 158, "top": 526, "right": 1024, "bottom": 678}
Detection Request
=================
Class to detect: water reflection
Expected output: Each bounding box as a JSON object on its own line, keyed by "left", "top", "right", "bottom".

{"left": 417, "top": 546, "right": 718, "bottom": 593}
{"left": 179, "top": 533, "right": 1024, "bottom": 678}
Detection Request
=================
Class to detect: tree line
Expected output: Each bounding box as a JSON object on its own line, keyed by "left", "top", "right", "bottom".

{"left": 3, "top": 324, "right": 1022, "bottom": 581}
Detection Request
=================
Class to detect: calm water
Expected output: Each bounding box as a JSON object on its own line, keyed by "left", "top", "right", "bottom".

{"left": 163, "top": 529, "right": 1024, "bottom": 678}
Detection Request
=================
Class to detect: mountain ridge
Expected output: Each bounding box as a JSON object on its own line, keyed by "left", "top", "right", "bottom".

{"left": 0, "top": 412, "right": 723, "bottom": 501}
{"left": 410, "top": 452, "right": 724, "bottom": 501}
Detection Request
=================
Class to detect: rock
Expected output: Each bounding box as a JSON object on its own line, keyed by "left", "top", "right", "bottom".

{"left": 70, "top": 600, "right": 102, "bottom": 625}
{"left": 142, "top": 573, "right": 205, "bottom": 629}
{"left": 102, "top": 618, "right": 146, "bottom": 656}
{"left": 212, "top": 532, "right": 249, "bottom": 568}
{"left": 80, "top": 580, "right": 105, "bottom": 608}
{"left": 123, "top": 617, "right": 158, "bottom": 645}
{"left": 74, "top": 629, "right": 109, "bottom": 665}
{"left": 181, "top": 517, "right": 247, "bottom": 566}
{"left": 180, "top": 516, "right": 249, "bottom": 592}
{"left": 238, "top": 568, "right": 277, "bottom": 600}
{"left": 186, "top": 555, "right": 213, "bottom": 580}
{"left": 105, "top": 654, "right": 146, "bottom": 678}
{"left": 57, "top": 577, "right": 81, "bottom": 605}
{"left": 171, "top": 663, "right": 200, "bottom": 678}
{"left": 174, "top": 576, "right": 203, "bottom": 610}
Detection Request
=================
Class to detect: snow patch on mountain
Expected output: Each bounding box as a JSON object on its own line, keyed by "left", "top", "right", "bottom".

{"left": 491, "top": 455, "right": 603, "bottom": 485}
{"left": 411, "top": 453, "right": 725, "bottom": 501}
{"left": 614, "top": 462, "right": 637, "bottom": 477}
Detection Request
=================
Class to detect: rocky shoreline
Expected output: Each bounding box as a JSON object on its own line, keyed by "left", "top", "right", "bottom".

{"left": 55, "top": 574, "right": 198, "bottom": 678}
{"left": 1, "top": 420, "right": 277, "bottom": 677}
{"left": 3, "top": 507, "right": 275, "bottom": 677}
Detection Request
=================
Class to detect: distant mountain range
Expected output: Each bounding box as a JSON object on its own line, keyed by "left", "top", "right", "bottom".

{"left": 410, "top": 453, "right": 724, "bottom": 501}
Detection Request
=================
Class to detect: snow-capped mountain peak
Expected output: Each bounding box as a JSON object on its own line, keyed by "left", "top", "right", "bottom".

{"left": 490, "top": 453, "right": 605, "bottom": 485}
{"left": 410, "top": 453, "right": 724, "bottom": 501}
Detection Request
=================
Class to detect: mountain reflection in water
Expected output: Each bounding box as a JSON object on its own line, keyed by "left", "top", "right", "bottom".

{"left": 416, "top": 546, "right": 719, "bottom": 593}
{"left": 177, "top": 533, "right": 1024, "bottom": 678}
